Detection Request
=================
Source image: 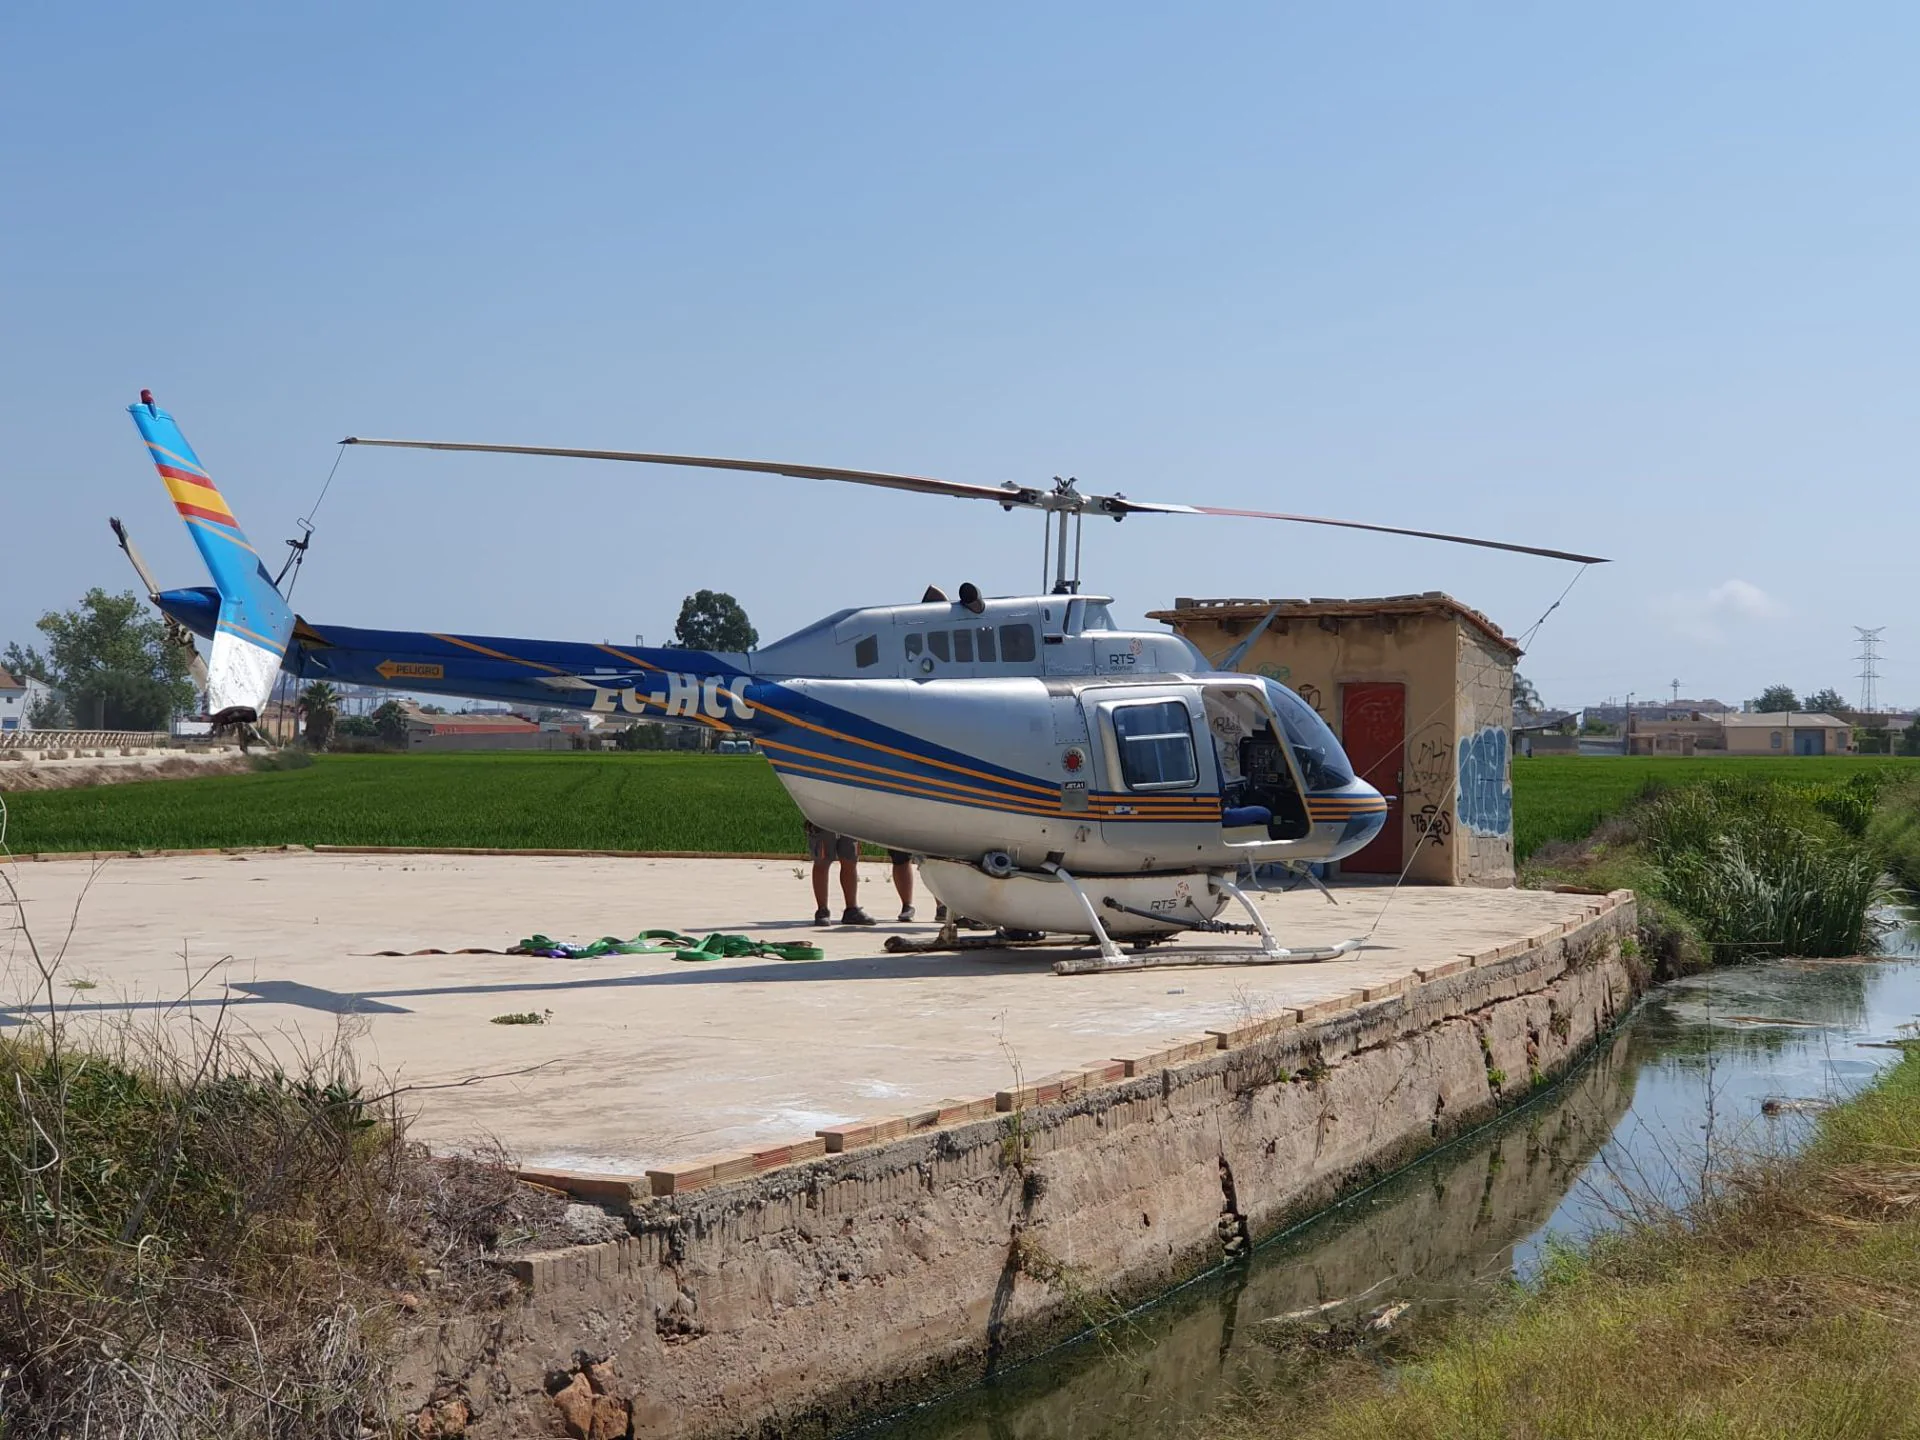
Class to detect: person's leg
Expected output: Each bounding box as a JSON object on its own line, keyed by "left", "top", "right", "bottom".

{"left": 890, "top": 851, "right": 914, "bottom": 921}
{"left": 807, "top": 826, "right": 834, "bottom": 923}
{"left": 838, "top": 837, "right": 875, "bottom": 923}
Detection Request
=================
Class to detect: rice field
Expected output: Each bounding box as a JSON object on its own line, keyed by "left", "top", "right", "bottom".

{"left": 1512, "top": 755, "right": 1920, "bottom": 860}
{"left": 0, "top": 753, "right": 803, "bottom": 855}
{"left": 2, "top": 751, "right": 1917, "bottom": 859}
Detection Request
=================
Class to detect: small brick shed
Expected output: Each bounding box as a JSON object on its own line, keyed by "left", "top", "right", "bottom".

{"left": 1149, "top": 592, "right": 1520, "bottom": 886}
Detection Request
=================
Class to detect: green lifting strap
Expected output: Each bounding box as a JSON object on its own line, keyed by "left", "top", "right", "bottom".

{"left": 509, "top": 929, "right": 823, "bottom": 963}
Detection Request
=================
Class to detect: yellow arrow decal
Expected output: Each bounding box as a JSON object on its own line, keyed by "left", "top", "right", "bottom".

{"left": 376, "top": 660, "right": 445, "bottom": 681}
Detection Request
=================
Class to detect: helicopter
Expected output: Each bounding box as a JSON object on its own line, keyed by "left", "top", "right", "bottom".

{"left": 121, "top": 393, "right": 1605, "bottom": 969}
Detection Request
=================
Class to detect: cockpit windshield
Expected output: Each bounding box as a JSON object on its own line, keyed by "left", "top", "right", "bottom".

{"left": 1260, "top": 679, "right": 1356, "bottom": 789}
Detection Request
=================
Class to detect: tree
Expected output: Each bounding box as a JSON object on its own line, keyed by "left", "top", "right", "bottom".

{"left": 1903, "top": 719, "right": 1920, "bottom": 758}
{"left": 26, "top": 690, "right": 72, "bottom": 730}
{"left": 1512, "top": 673, "right": 1542, "bottom": 715}
{"left": 298, "top": 681, "right": 340, "bottom": 751}
{"left": 28, "top": 589, "right": 196, "bottom": 730}
{"left": 671, "top": 590, "right": 758, "bottom": 653}
{"left": 2, "top": 641, "right": 53, "bottom": 686}
{"left": 1749, "top": 685, "right": 1798, "bottom": 714}
{"left": 371, "top": 700, "right": 411, "bottom": 749}
{"left": 1803, "top": 687, "right": 1848, "bottom": 717}
{"left": 335, "top": 714, "right": 379, "bottom": 740}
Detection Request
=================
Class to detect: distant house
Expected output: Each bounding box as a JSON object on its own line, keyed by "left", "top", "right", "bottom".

{"left": 1718, "top": 711, "right": 1855, "bottom": 756}
{"left": 0, "top": 668, "right": 22, "bottom": 732}
{"left": 0, "top": 670, "right": 59, "bottom": 733}
{"left": 402, "top": 707, "right": 558, "bottom": 751}
{"left": 1585, "top": 699, "right": 1733, "bottom": 728}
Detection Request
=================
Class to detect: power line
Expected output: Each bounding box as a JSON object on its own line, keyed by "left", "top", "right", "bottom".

{"left": 1855, "top": 626, "right": 1885, "bottom": 715}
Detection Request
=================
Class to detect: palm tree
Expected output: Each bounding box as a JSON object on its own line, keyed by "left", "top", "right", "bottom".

{"left": 297, "top": 681, "right": 340, "bottom": 751}
{"left": 1513, "top": 673, "right": 1542, "bottom": 716}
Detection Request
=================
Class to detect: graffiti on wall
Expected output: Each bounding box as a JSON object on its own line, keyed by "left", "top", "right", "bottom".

{"left": 1411, "top": 804, "right": 1453, "bottom": 848}
{"left": 1455, "top": 725, "right": 1513, "bottom": 837}
{"left": 1405, "top": 721, "right": 1452, "bottom": 797}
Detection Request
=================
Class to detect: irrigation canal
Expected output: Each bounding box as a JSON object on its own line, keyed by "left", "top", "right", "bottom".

{"left": 856, "top": 920, "right": 1920, "bottom": 1440}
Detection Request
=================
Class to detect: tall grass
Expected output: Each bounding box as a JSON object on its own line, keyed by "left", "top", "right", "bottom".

{"left": 1526, "top": 771, "right": 1901, "bottom": 967}
{"left": 0, "top": 866, "right": 524, "bottom": 1436}
{"left": 1512, "top": 755, "right": 1920, "bottom": 860}
{"left": 1868, "top": 778, "right": 1920, "bottom": 904}
{"left": 1637, "top": 775, "right": 1893, "bottom": 959}
{"left": 1208, "top": 1048, "right": 1920, "bottom": 1440}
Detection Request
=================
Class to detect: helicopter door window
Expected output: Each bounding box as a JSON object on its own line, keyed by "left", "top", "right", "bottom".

{"left": 928, "top": 631, "right": 950, "bottom": 663}
{"left": 1112, "top": 701, "right": 1199, "bottom": 791}
{"left": 854, "top": 636, "right": 879, "bottom": 669}
{"left": 1000, "top": 624, "right": 1036, "bottom": 662}
{"left": 976, "top": 627, "right": 997, "bottom": 662}
{"left": 905, "top": 634, "right": 923, "bottom": 660}
{"left": 953, "top": 629, "right": 974, "bottom": 662}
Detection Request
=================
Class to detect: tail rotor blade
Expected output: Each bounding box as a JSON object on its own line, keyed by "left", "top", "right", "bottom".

{"left": 109, "top": 515, "right": 212, "bottom": 693}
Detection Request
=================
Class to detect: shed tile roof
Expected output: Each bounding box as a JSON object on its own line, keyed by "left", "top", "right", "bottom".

{"left": 0, "top": 668, "right": 18, "bottom": 690}
{"left": 1147, "top": 591, "right": 1522, "bottom": 659}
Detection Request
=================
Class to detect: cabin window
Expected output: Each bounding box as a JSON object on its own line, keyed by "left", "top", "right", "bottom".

{"left": 977, "top": 627, "right": 997, "bottom": 662}
{"left": 1112, "top": 701, "right": 1198, "bottom": 791}
{"left": 928, "top": 631, "right": 951, "bottom": 663}
{"left": 1000, "top": 624, "right": 1036, "bottom": 662}
{"left": 1080, "top": 601, "right": 1115, "bottom": 631}
{"left": 905, "top": 634, "right": 923, "bottom": 660}
{"left": 853, "top": 635, "right": 879, "bottom": 669}
{"left": 953, "top": 629, "right": 974, "bottom": 662}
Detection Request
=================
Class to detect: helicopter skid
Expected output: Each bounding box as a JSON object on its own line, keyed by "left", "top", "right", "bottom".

{"left": 919, "top": 859, "right": 1231, "bottom": 940}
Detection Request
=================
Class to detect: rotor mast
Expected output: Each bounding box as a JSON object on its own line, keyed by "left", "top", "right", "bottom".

{"left": 1040, "top": 478, "right": 1098, "bottom": 593}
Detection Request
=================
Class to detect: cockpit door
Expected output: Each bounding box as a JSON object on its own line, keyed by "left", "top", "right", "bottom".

{"left": 1202, "top": 681, "right": 1313, "bottom": 841}
{"left": 1091, "top": 690, "right": 1219, "bottom": 858}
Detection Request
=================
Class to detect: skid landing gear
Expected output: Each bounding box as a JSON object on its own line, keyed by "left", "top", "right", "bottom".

{"left": 888, "top": 862, "right": 1368, "bottom": 975}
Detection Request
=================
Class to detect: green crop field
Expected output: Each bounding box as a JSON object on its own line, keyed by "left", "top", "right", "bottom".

{"left": 1512, "top": 754, "right": 1920, "bottom": 860}
{"left": 3, "top": 751, "right": 1917, "bottom": 860}
{"left": 0, "top": 753, "right": 804, "bottom": 855}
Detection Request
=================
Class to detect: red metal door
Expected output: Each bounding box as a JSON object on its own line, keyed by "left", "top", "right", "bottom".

{"left": 1340, "top": 682, "right": 1404, "bottom": 874}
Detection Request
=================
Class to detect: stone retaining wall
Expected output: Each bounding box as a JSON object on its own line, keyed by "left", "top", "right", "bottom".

{"left": 398, "top": 892, "right": 1641, "bottom": 1439}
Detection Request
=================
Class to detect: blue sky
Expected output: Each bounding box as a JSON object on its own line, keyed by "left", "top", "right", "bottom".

{"left": 3, "top": 3, "right": 1913, "bottom": 712}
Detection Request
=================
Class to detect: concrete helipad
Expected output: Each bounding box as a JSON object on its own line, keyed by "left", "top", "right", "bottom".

{"left": 1, "top": 853, "right": 1594, "bottom": 1172}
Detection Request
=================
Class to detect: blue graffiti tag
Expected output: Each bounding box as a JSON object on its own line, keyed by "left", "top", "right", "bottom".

{"left": 1455, "top": 726, "right": 1513, "bottom": 837}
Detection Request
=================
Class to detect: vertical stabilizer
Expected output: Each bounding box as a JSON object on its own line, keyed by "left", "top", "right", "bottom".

{"left": 127, "top": 392, "right": 294, "bottom": 721}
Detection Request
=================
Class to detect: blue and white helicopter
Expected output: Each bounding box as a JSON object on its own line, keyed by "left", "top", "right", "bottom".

{"left": 120, "top": 393, "right": 1603, "bottom": 968}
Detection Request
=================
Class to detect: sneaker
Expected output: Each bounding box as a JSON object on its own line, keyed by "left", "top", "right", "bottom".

{"left": 841, "top": 907, "right": 878, "bottom": 926}
{"left": 814, "top": 907, "right": 832, "bottom": 927}
{"left": 935, "top": 903, "right": 949, "bottom": 923}
{"left": 898, "top": 905, "right": 915, "bottom": 923}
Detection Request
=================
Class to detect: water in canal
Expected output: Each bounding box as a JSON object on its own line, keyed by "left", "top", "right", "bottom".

{"left": 860, "top": 921, "right": 1920, "bottom": 1440}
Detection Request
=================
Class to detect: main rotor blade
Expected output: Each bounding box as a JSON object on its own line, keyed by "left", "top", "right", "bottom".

{"left": 340, "top": 437, "right": 1041, "bottom": 508}
{"left": 341, "top": 437, "right": 1607, "bottom": 564}
{"left": 1109, "top": 499, "right": 1609, "bottom": 565}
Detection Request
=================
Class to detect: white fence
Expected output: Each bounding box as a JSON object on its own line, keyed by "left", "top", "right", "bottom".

{"left": 0, "top": 730, "right": 173, "bottom": 752}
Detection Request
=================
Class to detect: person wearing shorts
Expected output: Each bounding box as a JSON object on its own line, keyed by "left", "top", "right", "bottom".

{"left": 807, "top": 822, "right": 874, "bottom": 926}
{"left": 887, "top": 850, "right": 917, "bottom": 923}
